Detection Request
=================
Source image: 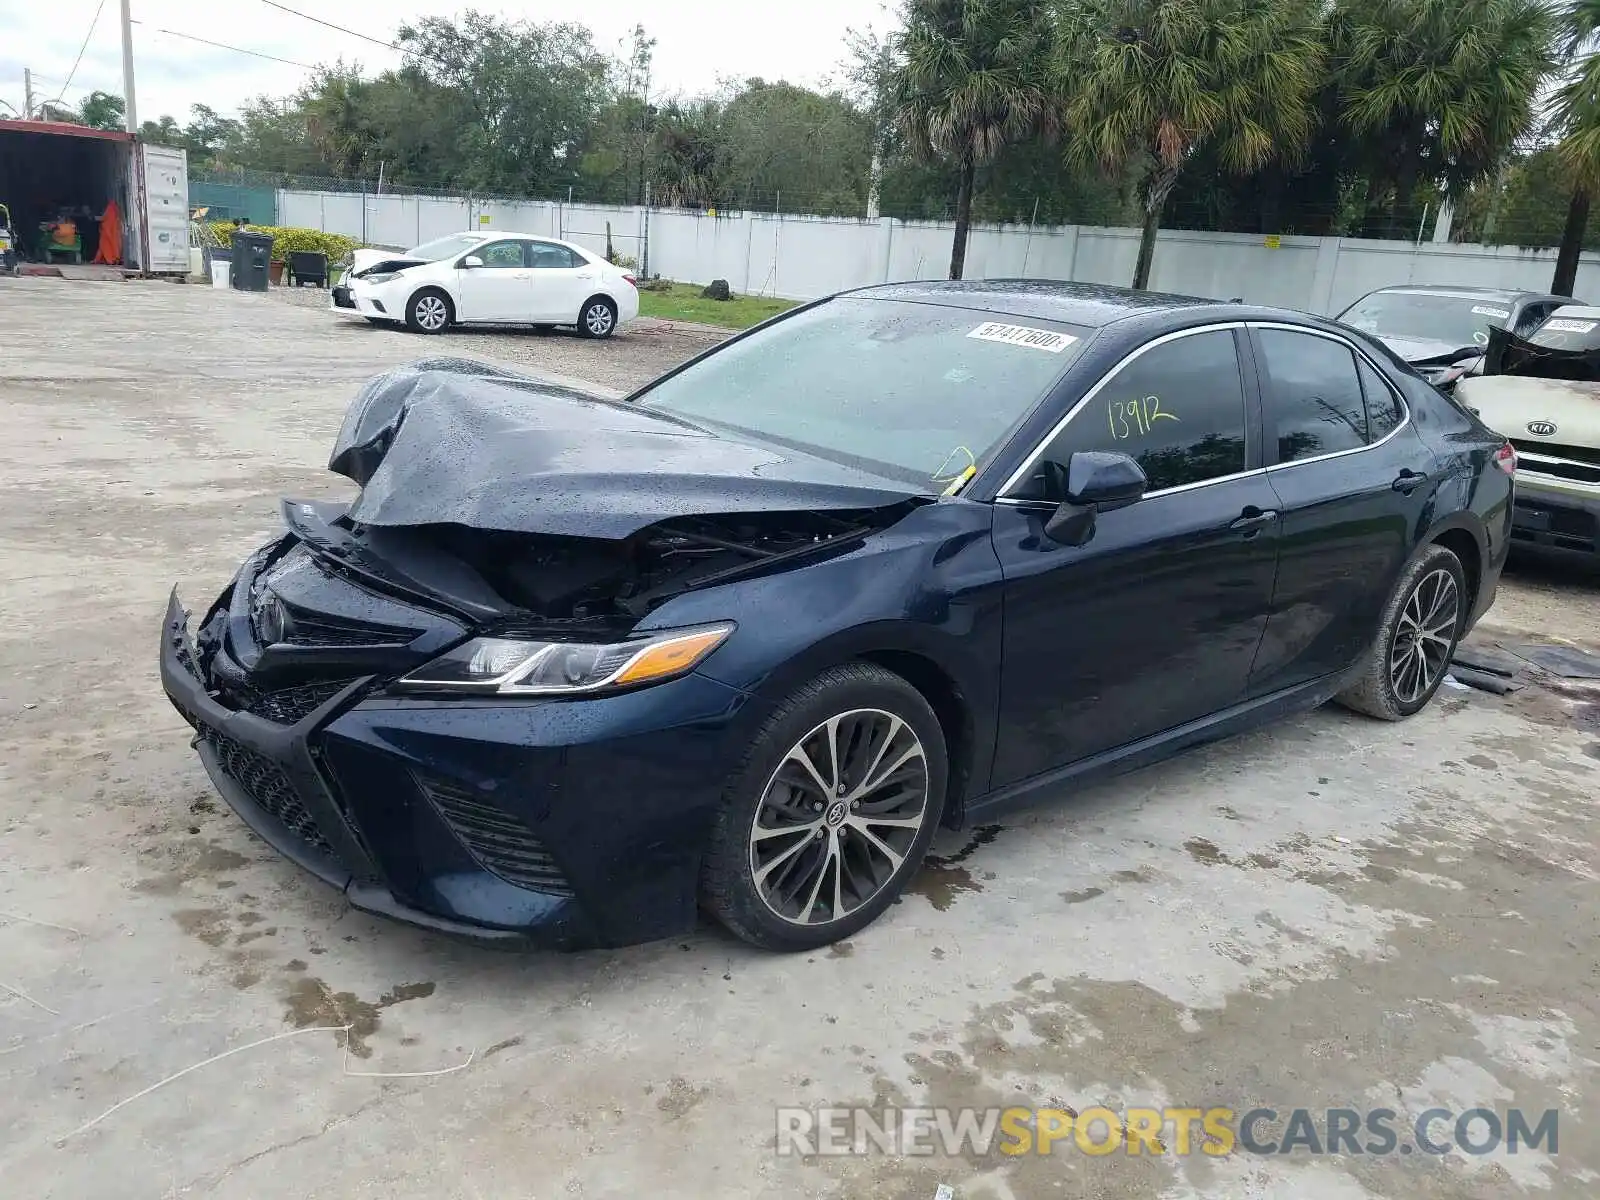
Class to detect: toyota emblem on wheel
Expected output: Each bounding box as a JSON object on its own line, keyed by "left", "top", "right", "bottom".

{"left": 1526, "top": 420, "right": 1558, "bottom": 436}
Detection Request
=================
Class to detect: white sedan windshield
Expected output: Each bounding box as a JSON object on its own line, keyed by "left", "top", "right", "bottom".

{"left": 634, "top": 297, "right": 1091, "bottom": 488}
{"left": 406, "top": 234, "right": 486, "bottom": 261}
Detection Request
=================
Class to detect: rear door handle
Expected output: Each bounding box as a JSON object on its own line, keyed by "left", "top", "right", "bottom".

{"left": 1392, "top": 469, "right": 1430, "bottom": 493}
{"left": 1229, "top": 506, "right": 1278, "bottom": 534}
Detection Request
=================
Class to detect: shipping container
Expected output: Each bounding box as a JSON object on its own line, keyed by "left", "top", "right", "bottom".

{"left": 0, "top": 120, "right": 190, "bottom": 273}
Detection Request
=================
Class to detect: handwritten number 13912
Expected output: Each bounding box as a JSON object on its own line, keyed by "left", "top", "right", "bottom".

{"left": 1108, "top": 395, "right": 1179, "bottom": 440}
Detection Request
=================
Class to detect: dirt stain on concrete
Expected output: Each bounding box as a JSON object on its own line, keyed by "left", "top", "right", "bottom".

{"left": 483, "top": 1035, "right": 525, "bottom": 1060}
{"left": 172, "top": 907, "right": 230, "bottom": 946}
{"left": 283, "top": 978, "right": 438, "bottom": 1058}
{"left": 1185, "top": 837, "right": 1226, "bottom": 865}
{"left": 1061, "top": 886, "right": 1104, "bottom": 904}
{"left": 908, "top": 861, "right": 983, "bottom": 912}
{"left": 655, "top": 1075, "right": 711, "bottom": 1119}
{"left": 827, "top": 941, "right": 855, "bottom": 958}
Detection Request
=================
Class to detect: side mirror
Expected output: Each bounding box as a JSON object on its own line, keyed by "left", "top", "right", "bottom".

{"left": 461, "top": 255, "right": 484, "bottom": 269}
{"left": 1042, "top": 451, "right": 1148, "bottom": 546}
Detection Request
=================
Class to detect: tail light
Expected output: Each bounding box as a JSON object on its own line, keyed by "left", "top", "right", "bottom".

{"left": 1493, "top": 443, "right": 1517, "bottom": 475}
{"left": 622, "top": 274, "right": 637, "bottom": 287}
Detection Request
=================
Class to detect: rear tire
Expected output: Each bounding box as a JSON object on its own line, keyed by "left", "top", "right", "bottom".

{"left": 701, "top": 663, "right": 947, "bottom": 951}
{"left": 578, "top": 295, "right": 618, "bottom": 339}
{"left": 405, "top": 288, "right": 453, "bottom": 334}
{"left": 1336, "top": 544, "right": 1467, "bottom": 721}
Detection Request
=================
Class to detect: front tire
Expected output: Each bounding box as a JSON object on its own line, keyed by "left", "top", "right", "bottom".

{"left": 578, "top": 295, "right": 618, "bottom": 339}
{"left": 701, "top": 663, "right": 947, "bottom": 951}
{"left": 1336, "top": 544, "right": 1467, "bottom": 720}
{"left": 405, "top": 288, "right": 453, "bottom": 334}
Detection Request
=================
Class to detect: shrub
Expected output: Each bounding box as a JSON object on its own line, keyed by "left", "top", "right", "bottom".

{"left": 208, "top": 223, "right": 361, "bottom": 263}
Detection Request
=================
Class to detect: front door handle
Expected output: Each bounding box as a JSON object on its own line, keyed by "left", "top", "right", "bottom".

{"left": 1229, "top": 506, "right": 1278, "bottom": 535}
{"left": 1392, "top": 469, "right": 1430, "bottom": 493}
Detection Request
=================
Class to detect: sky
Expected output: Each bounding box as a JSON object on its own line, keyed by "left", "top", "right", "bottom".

{"left": 1, "top": 0, "right": 892, "bottom": 128}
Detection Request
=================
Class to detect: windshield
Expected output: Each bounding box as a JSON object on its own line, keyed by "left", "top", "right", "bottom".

{"left": 633, "top": 297, "right": 1091, "bottom": 488}
{"left": 1338, "top": 292, "right": 1510, "bottom": 348}
{"left": 1528, "top": 313, "right": 1600, "bottom": 352}
{"left": 405, "top": 233, "right": 486, "bottom": 261}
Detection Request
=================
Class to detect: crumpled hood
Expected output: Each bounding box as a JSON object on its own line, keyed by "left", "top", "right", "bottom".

{"left": 330, "top": 360, "right": 922, "bottom": 539}
{"left": 1455, "top": 376, "right": 1600, "bottom": 444}
{"left": 1374, "top": 334, "right": 1476, "bottom": 364}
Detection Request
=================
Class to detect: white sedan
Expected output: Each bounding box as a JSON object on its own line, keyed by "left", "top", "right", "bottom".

{"left": 333, "top": 232, "right": 640, "bottom": 338}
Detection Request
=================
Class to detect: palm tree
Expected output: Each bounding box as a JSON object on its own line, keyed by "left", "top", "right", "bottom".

{"left": 1551, "top": 0, "right": 1600, "bottom": 295}
{"left": 1329, "top": 0, "right": 1558, "bottom": 238}
{"left": 1060, "top": 0, "right": 1324, "bottom": 290}
{"left": 894, "top": 0, "right": 1061, "bottom": 280}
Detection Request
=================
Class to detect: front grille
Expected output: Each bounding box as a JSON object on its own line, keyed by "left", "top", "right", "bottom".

{"left": 238, "top": 678, "right": 356, "bottom": 725}
{"left": 281, "top": 613, "right": 414, "bottom": 648}
{"left": 1512, "top": 442, "right": 1600, "bottom": 486}
{"left": 332, "top": 285, "right": 355, "bottom": 309}
{"left": 199, "top": 724, "right": 336, "bottom": 856}
{"left": 417, "top": 775, "right": 573, "bottom": 895}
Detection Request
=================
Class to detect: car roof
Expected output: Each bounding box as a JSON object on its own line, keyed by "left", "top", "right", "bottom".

{"left": 846, "top": 279, "right": 1240, "bottom": 329}
{"left": 1357, "top": 284, "right": 1554, "bottom": 303}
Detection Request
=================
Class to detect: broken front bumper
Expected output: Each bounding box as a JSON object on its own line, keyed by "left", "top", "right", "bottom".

{"left": 159, "top": 588, "right": 556, "bottom": 944}
{"left": 159, "top": 578, "right": 763, "bottom": 948}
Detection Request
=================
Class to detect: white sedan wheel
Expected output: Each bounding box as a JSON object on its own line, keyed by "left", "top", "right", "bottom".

{"left": 581, "top": 299, "right": 617, "bottom": 339}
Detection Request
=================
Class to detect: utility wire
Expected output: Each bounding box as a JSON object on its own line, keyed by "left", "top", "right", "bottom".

{"left": 256, "top": 0, "right": 449, "bottom": 69}
{"left": 131, "top": 23, "right": 315, "bottom": 70}
{"left": 53, "top": 0, "right": 109, "bottom": 106}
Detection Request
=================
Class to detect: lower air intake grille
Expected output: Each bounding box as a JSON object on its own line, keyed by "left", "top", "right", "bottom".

{"left": 239, "top": 679, "right": 356, "bottom": 725}
{"left": 199, "top": 724, "right": 336, "bottom": 857}
{"left": 417, "top": 775, "right": 573, "bottom": 896}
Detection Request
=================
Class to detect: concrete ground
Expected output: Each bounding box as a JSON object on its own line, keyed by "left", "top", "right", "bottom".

{"left": 2, "top": 276, "right": 1598, "bottom": 1199}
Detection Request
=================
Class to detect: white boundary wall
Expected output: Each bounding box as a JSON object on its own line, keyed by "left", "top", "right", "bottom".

{"left": 277, "top": 188, "right": 1600, "bottom": 315}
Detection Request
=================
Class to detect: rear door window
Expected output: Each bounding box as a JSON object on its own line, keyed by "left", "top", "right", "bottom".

{"left": 1256, "top": 329, "right": 1368, "bottom": 462}
{"left": 1358, "top": 359, "right": 1405, "bottom": 440}
{"left": 1015, "top": 329, "right": 1249, "bottom": 497}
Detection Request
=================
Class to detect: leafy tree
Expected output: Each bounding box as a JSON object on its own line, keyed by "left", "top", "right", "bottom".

{"left": 1328, "top": 0, "right": 1558, "bottom": 237}
{"left": 1060, "top": 0, "right": 1324, "bottom": 288}
{"left": 1551, "top": 0, "right": 1600, "bottom": 293}
{"left": 894, "top": 0, "right": 1061, "bottom": 279}
{"left": 397, "top": 11, "right": 612, "bottom": 195}
{"left": 77, "top": 90, "right": 125, "bottom": 130}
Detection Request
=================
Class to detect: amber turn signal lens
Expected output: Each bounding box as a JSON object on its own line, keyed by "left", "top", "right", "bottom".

{"left": 613, "top": 627, "right": 732, "bottom": 685}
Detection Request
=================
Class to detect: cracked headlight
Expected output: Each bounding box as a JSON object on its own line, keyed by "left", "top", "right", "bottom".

{"left": 394, "top": 623, "right": 734, "bottom": 695}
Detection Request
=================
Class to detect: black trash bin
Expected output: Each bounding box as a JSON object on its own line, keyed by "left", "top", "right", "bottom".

{"left": 230, "top": 230, "right": 273, "bottom": 292}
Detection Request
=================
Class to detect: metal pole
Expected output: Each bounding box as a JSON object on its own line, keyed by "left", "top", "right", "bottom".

{"left": 641, "top": 180, "right": 651, "bottom": 280}
{"left": 1021, "top": 196, "right": 1040, "bottom": 277}
{"left": 119, "top": 0, "right": 138, "bottom": 132}
{"left": 23, "top": 68, "right": 34, "bottom": 119}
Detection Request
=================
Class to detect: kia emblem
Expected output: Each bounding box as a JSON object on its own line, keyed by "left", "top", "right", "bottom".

{"left": 1525, "top": 421, "right": 1558, "bottom": 437}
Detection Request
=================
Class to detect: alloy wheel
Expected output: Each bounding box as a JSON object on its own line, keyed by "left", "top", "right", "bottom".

{"left": 584, "top": 302, "right": 614, "bottom": 336}
{"left": 1389, "top": 567, "right": 1459, "bottom": 705}
{"left": 415, "top": 295, "right": 448, "bottom": 331}
{"left": 748, "top": 709, "right": 930, "bottom": 927}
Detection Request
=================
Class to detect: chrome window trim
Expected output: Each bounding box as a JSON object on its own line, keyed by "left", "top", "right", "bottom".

{"left": 994, "top": 465, "right": 1270, "bottom": 507}
{"left": 995, "top": 322, "right": 1249, "bottom": 498}
{"left": 1247, "top": 322, "right": 1413, "bottom": 471}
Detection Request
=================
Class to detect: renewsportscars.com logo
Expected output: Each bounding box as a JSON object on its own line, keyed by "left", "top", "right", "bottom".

{"left": 775, "top": 1106, "right": 1559, "bottom": 1159}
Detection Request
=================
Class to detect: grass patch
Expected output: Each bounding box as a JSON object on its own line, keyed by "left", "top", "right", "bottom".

{"left": 637, "top": 281, "right": 797, "bottom": 330}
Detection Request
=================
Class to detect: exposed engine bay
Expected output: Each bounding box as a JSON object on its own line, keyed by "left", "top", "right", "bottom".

{"left": 420, "top": 505, "right": 915, "bottom": 620}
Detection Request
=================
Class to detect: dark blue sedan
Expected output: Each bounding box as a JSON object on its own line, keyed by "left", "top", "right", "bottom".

{"left": 159, "top": 281, "right": 1516, "bottom": 951}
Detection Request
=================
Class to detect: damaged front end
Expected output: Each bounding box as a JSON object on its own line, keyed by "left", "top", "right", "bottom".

{"left": 158, "top": 358, "right": 926, "bottom": 944}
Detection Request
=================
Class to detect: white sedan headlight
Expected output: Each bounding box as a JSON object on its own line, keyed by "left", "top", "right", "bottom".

{"left": 394, "top": 623, "right": 734, "bottom": 696}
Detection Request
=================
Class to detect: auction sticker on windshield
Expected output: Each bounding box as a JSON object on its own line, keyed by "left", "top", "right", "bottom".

{"left": 1470, "top": 305, "right": 1512, "bottom": 319}
{"left": 968, "top": 322, "right": 1078, "bottom": 353}
{"left": 1543, "top": 318, "right": 1597, "bottom": 334}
